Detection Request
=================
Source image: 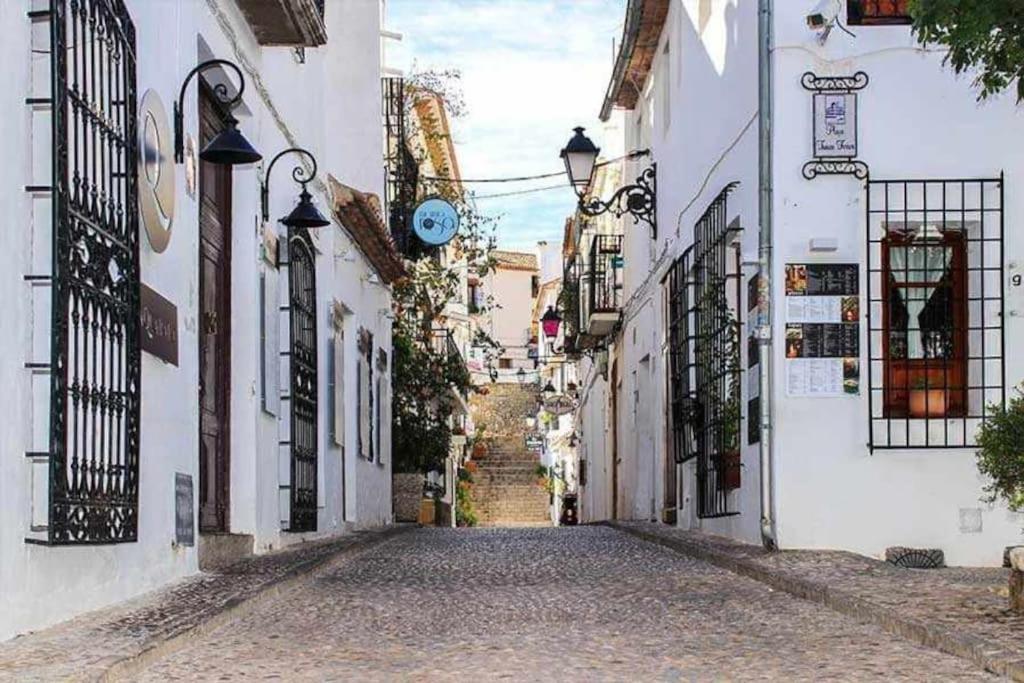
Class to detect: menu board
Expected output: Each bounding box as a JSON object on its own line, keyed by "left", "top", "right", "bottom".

{"left": 784, "top": 264, "right": 860, "bottom": 397}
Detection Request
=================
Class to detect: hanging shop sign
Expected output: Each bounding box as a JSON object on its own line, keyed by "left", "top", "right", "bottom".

{"left": 140, "top": 283, "right": 179, "bottom": 365}
{"left": 411, "top": 196, "right": 460, "bottom": 246}
{"left": 801, "top": 72, "right": 869, "bottom": 180}
{"left": 783, "top": 263, "right": 860, "bottom": 397}
{"left": 138, "top": 89, "right": 176, "bottom": 252}
{"left": 525, "top": 433, "right": 544, "bottom": 453}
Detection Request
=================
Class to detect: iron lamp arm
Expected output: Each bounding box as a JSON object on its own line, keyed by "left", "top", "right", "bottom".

{"left": 173, "top": 59, "right": 247, "bottom": 163}
{"left": 261, "top": 147, "right": 319, "bottom": 223}
{"left": 577, "top": 162, "right": 657, "bottom": 237}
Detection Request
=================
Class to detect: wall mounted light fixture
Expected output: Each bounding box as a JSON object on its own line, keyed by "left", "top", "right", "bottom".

{"left": 560, "top": 127, "right": 657, "bottom": 236}
{"left": 261, "top": 147, "right": 330, "bottom": 228}
{"left": 174, "top": 59, "right": 261, "bottom": 165}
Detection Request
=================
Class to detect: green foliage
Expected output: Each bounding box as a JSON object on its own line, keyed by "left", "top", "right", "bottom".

{"left": 976, "top": 386, "right": 1024, "bottom": 511}
{"left": 455, "top": 467, "right": 478, "bottom": 527}
{"left": 910, "top": 0, "right": 1024, "bottom": 102}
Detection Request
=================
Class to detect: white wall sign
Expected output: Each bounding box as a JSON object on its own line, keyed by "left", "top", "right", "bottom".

{"left": 138, "top": 89, "right": 175, "bottom": 252}
{"left": 813, "top": 93, "right": 857, "bottom": 158}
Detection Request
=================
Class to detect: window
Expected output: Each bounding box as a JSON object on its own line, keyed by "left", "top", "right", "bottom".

{"left": 499, "top": 358, "right": 512, "bottom": 370}
{"left": 867, "top": 178, "right": 1005, "bottom": 449}
{"left": 531, "top": 275, "right": 540, "bottom": 299}
{"left": 357, "top": 329, "right": 374, "bottom": 460}
{"left": 468, "top": 282, "right": 481, "bottom": 314}
{"left": 847, "top": 0, "right": 912, "bottom": 25}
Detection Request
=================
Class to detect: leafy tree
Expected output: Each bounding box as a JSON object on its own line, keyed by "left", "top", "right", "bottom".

{"left": 910, "top": 0, "right": 1024, "bottom": 101}
{"left": 976, "top": 387, "right": 1024, "bottom": 511}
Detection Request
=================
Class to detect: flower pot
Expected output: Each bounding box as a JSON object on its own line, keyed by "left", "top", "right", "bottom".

{"left": 417, "top": 497, "right": 437, "bottom": 526}
{"left": 472, "top": 442, "right": 488, "bottom": 458}
{"left": 718, "top": 451, "right": 741, "bottom": 491}
{"left": 909, "top": 389, "right": 948, "bottom": 418}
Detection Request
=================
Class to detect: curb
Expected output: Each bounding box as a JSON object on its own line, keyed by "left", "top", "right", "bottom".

{"left": 99, "top": 525, "right": 411, "bottom": 682}
{"left": 609, "top": 522, "right": 1024, "bottom": 681}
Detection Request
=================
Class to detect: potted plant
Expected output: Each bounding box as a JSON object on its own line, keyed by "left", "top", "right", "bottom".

{"left": 909, "top": 376, "right": 948, "bottom": 418}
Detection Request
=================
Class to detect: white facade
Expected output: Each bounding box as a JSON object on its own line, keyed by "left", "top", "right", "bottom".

{"left": 1, "top": 0, "right": 396, "bottom": 641}
{"left": 573, "top": 0, "right": 1024, "bottom": 565}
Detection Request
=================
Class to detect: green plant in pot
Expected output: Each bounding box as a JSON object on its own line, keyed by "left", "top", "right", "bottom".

{"left": 909, "top": 375, "right": 948, "bottom": 418}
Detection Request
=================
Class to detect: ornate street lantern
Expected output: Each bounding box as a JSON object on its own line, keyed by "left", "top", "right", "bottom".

{"left": 262, "top": 147, "right": 331, "bottom": 228}
{"left": 175, "top": 59, "right": 261, "bottom": 165}
{"left": 560, "top": 126, "right": 657, "bottom": 236}
{"left": 541, "top": 306, "right": 562, "bottom": 341}
{"left": 542, "top": 381, "right": 557, "bottom": 399}
{"left": 517, "top": 367, "right": 527, "bottom": 385}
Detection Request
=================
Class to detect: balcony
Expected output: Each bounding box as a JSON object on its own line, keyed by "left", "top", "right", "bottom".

{"left": 235, "top": 0, "right": 327, "bottom": 47}
{"left": 559, "top": 257, "right": 582, "bottom": 357}
{"left": 584, "top": 234, "right": 623, "bottom": 338}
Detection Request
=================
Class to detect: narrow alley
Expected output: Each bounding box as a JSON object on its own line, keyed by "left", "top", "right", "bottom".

{"left": 132, "top": 526, "right": 988, "bottom": 681}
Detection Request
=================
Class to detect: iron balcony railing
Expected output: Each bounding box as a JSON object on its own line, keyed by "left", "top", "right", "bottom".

{"left": 587, "top": 234, "right": 624, "bottom": 316}
{"left": 382, "top": 77, "right": 420, "bottom": 257}
{"left": 430, "top": 327, "right": 468, "bottom": 399}
{"left": 559, "top": 256, "right": 582, "bottom": 355}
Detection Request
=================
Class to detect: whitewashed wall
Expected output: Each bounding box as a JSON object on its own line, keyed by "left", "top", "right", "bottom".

{"left": 1, "top": 0, "right": 392, "bottom": 641}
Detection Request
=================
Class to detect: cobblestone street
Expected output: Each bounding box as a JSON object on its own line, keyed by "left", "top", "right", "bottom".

{"left": 136, "top": 526, "right": 992, "bottom": 681}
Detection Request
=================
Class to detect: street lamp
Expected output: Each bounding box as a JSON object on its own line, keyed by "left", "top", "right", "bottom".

{"left": 560, "top": 126, "right": 657, "bottom": 236}
{"left": 261, "top": 147, "right": 331, "bottom": 228}
{"left": 175, "top": 59, "right": 261, "bottom": 165}
{"left": 516, "top": 367, "right": 527, "bottom": 385}
{"left": 542, "top": 381, "right": 557, "bottom": 399}
{"left": 540, "top": 306, "right": 562, "bottom": 341}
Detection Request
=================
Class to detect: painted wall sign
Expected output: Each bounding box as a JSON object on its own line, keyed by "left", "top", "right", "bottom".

{"left": 411, "top": 197, "right": 459, "bottom": 246}
{"left": 784, "top": 263, "right": 860, "bottom": 397}
{"left": 140, "top": 283, "right": 179, "bottom": 365}
{"left": 138, "top": 89, "right": 175, "bottom": 252}
{"left": 174, "top": 473, "right": 194, "bottom": 546}
{"left": 525, "top": 433, "right": 544, "bottom": 453}
{"left": 801, "top": 72, "right": 869, "bottom": 180}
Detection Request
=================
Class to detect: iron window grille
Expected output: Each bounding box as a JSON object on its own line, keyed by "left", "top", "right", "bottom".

{"left": 35, "top": 0, "right": 141, "bottom": 544}
{"left": 287, "top": 228, "right": 318, "bottom": 531}
{"left": 382, "top": 77, "right": 420, "bottom": 257}
{"left": 847, "top": 0, "right": 912, "bottom": 25}
{"left": 559, "top": 256, "right": 582, "bottom": 355}
{"left": 587, "top": 234, "right": 624, "bottom": 316}
{"left": 664, "top": 184, "right": 742, "bottom": 519}
{"left": 866, "top": 177, "right": 1005, "bottom": 449}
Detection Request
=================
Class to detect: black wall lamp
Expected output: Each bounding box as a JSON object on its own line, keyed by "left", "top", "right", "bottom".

{"left": 174, "top": 59, "right": 261, "bottom": 165}
{"left": 262, "top": 147, "right": 331, "bottom": 228}
{"left": 560, "top": 126, "right": 657, "bottom": 237}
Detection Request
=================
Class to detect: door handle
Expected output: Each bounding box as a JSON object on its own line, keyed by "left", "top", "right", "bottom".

{"left": 203, "top": 310, "right": 218, "bottom": 334}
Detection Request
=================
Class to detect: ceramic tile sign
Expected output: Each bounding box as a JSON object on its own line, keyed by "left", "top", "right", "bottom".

{"left": 784, "top": 263, "right": 860, "bottom": 397}
{"left": 813, "top": 93, "right": 857, "bottom": 158}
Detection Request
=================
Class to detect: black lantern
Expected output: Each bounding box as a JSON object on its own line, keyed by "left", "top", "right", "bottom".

{"left": 175, "top": 59, "right": 261, "bottom": 165}
{"left": 262, "top": 147, "right": 331, "bottom": 228}
{"left": 516, "top": 367, "right": 527, "bottom": 385}
{"left": 542, "top": 381, "right": 557, "bottom": 398}
{"left": 541, "top": 306, "right": 562, "bottom": 341}
{"left": 560, "top": 126, "right": 657, "bottom": 237}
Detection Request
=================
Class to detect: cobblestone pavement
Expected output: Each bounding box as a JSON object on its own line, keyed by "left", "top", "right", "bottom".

{"left": 137, "top": 526, "right": 992, "bottom": 681}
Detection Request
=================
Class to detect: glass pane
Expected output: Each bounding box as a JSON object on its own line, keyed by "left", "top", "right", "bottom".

{"left": 887, "top": 281, "right": 955, "bottom": 359}
{"left": 889, "top": 245, "right": 951, "bottom": 284}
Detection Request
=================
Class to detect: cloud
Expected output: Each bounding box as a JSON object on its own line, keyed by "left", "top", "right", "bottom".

{"left": 387, "top": 0, "right": 626, "bottom": 252}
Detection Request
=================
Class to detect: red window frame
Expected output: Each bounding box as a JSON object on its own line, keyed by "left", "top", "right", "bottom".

{"left": 880, "top": 230, "right": 968, "bottom": 418}
{"left": 847, "top": 0, "right": 912, "bottom": 26}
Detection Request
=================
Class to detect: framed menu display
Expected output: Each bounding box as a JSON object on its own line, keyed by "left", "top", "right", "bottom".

{"left": 784, "top": 264, "right": 860, "bottom": 397}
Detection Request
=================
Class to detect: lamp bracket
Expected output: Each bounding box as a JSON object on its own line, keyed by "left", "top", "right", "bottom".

{"left": 174, "top": 59, "right": 247, "bottom": 163}
{"left": 578, "top": 163, "right": 657, "bottom": 238}
{"left": 261, "top": 147, "right": 319, "bottom": 223}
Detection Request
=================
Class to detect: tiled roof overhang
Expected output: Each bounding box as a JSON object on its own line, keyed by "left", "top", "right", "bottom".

{"left": 599, "top": 0, "right": 670, "bottom": 121}
{"left": 328, "top": 175, "right": 406, "bottom": 284}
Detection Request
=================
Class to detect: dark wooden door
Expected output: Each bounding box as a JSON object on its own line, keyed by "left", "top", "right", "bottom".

{"left": 198, "top": 86, "right": 232, "bottom": 532}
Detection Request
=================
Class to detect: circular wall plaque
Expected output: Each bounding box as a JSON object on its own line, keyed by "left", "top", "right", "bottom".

{"left": 411, "top": 197, "right": 459, "bottom": 247}
{"left": 138, "top": 89, "right": 175, "bottom": 252}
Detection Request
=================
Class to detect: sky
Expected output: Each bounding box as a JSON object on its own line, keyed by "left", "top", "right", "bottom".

{"left": 386, "top": 0, "right": 627, "bottom": 253}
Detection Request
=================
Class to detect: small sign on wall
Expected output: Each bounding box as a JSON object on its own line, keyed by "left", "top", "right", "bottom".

{"left": 140, "top": 283, "right": 178, "bottom": 365}
{"left": 175, "top": 473, "right": 194, "bottom": 546}
{"left": 784, "top": 263, "right": 861, "bottom": 397}
{"left": 801, "top": 72, "right": 869, "bottom": 180}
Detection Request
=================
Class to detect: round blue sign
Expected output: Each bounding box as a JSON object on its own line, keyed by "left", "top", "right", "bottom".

{"left": 412, "top": 197, "right": 459, "bottom": 246}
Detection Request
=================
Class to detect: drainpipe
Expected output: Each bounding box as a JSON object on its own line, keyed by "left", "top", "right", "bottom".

{"left": 757, "top": 0, "right": 778, "bottom": 551}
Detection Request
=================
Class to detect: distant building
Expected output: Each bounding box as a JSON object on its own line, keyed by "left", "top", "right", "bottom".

{"left": 477, "top": 250, "right": 539, "bottom": 380}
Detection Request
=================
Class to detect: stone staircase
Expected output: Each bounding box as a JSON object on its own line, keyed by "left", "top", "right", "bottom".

{"left": 469, "top": 384, "right": 551, "bottom": 527}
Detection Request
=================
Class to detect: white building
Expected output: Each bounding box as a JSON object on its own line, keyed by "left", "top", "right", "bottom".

{"left": 477, "top": 250, "right": 540, "bottom": 380}
{"left": 1, "top": 0, "right": 400, "bottom": 640}
{"left": 568, "top": 0, "right": 1024, "bottom": 566}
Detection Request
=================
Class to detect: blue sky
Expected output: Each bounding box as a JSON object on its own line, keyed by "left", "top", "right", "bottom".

{"left": 386, "top": 0, "right": 627, "bottom": 253}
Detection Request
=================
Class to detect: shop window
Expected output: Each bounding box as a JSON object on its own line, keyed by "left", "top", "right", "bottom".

{"left": 867, "top": 179, "right": 1005, "bottom": 449}
{"left": 847, "top": 0, "right": 912, "bottom": 25}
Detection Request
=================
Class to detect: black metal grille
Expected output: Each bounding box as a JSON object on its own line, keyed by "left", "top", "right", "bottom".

{"left": 43, "top": 0, "right": 140, "bottom": 544}
{"left": 382, "top": 77, "right": 420, "bottom": 257}
{"left": 560, "top": 256, "right": 581, "bottom": 355}
{"left": 847, "top": 0, "right": 911, "bottom": 25}
{"left": 666, "top": 184, "right": 741, "bottom": 519}
{"left": 587, "top": 234, "right": 623, "bottom": 315}
{"left": 866, "top": 177, "right": 1005, "bottom": 449}
{"left": 288, "top": 229, "right": 318, "bottom": 531}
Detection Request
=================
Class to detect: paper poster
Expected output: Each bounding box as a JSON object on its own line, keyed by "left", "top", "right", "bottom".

{"left": 784, "top": 264, "right": 860, "bottom": 397}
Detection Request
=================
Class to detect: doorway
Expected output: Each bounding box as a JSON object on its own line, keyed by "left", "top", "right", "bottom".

{"left": 198, "top": 84, "right": 232, "bottom": 532}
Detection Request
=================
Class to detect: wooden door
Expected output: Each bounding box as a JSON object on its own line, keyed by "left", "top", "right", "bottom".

{"left": 198, "top": 86, "right": 232, "bottom": 532}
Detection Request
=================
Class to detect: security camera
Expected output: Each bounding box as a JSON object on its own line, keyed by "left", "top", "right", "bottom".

{"left": 806, "top": 0, "right": 841, "bottom": 29}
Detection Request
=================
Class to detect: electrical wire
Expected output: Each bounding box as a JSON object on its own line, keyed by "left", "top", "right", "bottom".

{"left": 418, "top": 150, "right": 649, "bottom": 185}
{"left": 471, "top": 183, "right": 566, "bottom": 200}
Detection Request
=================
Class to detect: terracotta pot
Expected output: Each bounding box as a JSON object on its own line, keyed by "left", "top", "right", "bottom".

{"left": 909, "top": 389, "right": 948, "bottom": 418}
{"left": 718, "top": 451, "right": 741, "bottom": 491}
{"left": 417, "top": 498, "right": 436, "bottom": 526}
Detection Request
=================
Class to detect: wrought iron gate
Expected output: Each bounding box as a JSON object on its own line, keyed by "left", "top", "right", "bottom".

{"left": 665, "top": 184, "right": 741, "bottom": 519}
{"left": 40, "top": 0, "right": 140, "bottom": 544}
{"left": 288, "top": 229, "right": 318, "bottom": 531}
